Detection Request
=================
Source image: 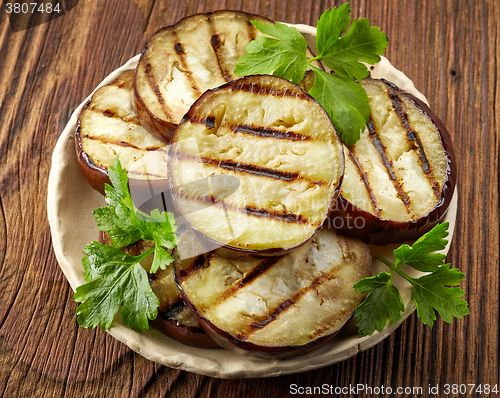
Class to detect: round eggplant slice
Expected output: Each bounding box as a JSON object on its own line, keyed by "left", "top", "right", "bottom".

{"left": 169, "top": 75, "right": 344, "bottom": 254}
{"left": 134, "top": 11, "right": 324, "bottom": 141}
{"left": 134, "top": 11, "right": 272, "bottom": 141}
{"left": 99, "top": 232, "right": 217, "bottom": 348}
{"left": 329, "top": 78, "right": 456, "bottom": 245}
{"left": 175, "top": 227, "right": 371, "bottom": 357}
{"left": 75, "top": 71, "right": 170, "bottom": 196}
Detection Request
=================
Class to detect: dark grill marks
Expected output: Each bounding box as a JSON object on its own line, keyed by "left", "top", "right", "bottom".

{"left": 210, "top": 34, "right": 221, "bottom": 49}
{"left": 239, "top": 264, "right": 344, "bottom": 339}
{"left": 204, "top": 116, "right": 216, "bottom": 129}
{"left": 229, "top": 81, "right": 312, "bottom": 101}
{"left": 210, "top": 32, "right": 233, "bottom": 83}
{"left": 386, "top": 83, "right": 432, "bottom": 174}
{"left": 174, "top": 42, "right": 184, "bottom": 54}
{"left": 80, "top": 133, "right": 164, "bottom": 152}
{"left": 158, "top": 298, "right": 186, "bottom": 318}
{"left": 206, "top": 157, "right": 300, "bottom": 181}
{"left": 142, "top": 55, "right": 173, "bottom": 121}
{"left": 126, "top": 169, "right": 169, "bottom": 179}
{"left": 103, "top": 109, "right": 114, "bottom": 118}
{"left": 173, "top": 191, "right": 310, "bottom": 225}
{"left": 88, "top": 107, "right": 142, "bottom": 126}
{"left": 189, "top": 117, "right": 311, "bottom": 141}
{"left": 214, "top": 256, "right": 283, "bottom": 305}
{"left": 405, "top": 129, "right": 431, "bottom": 173}
{"left": 385, "top": 82, "right": 441, "bottom": 200}
{"left": 172, "top": 31, "right": 202, "bottom": 97}
{"left": 367, "top": 120, "right": 411, "bottom": 210}
{"left": 347, "top": 149, "right": 381, "bottom": 218}
{"left": 246, "top": 300, "right": 294, "bottom": 331}
{"left": 243, "top": 206, "right": 306, "bottom": 223}
{"left": 174, "top": 151, "right": 322, "bottom": 184}
{"left": 247, "top": 18, "right": 257, "bottom": 41}
{"left": 231, "top": 124, "right": 311, "bottom": 141}
{"left": 177, "top": 255, "right": 208, "bottom": 283}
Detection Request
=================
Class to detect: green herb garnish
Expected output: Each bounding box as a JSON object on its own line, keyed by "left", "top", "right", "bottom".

{"left": 353, "top": 223, "right": 470, "bottom": 337}
{"left": 234, "top": 3, "right": 388, "bottom": 146}
{"left": 74, "top": 156, "right": 177, "bottom": 331}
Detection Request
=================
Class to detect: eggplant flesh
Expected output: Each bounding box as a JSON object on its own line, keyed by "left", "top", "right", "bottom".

{"left": 169, "top": 75, "right": 344, "bottom": 253}
{"left": 134, "top": 11, "right": 324, "bottom": 141}
{"left": 76, "top": 71, "right": 169, "bottom": 195}
{"left": 329, "top": 78, "right": 456, "bottom": 245}
{"left": 134, "top": 11, "right": 272, "bottom": 141}
{"left": 176, "top": 227, "right": 371, "bottom": 354}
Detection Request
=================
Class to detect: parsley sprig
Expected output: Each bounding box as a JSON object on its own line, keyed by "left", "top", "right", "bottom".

{"left": 74, "top": 157, "right": 178, "bottom": 331}
{"left": 234, "top": 3, "right": 388, "bottom": 146}
{"left": 353, "top": 223, "right": 470, "bottom": 337}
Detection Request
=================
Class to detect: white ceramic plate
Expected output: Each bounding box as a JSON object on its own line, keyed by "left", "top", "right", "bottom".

{"left": 47, "top": 24, "right": 457, "bottom": 379}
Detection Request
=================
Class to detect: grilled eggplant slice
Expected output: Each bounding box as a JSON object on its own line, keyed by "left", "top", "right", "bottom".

{"left": 175, "top": 227, "right": 371, "bottom": 356}
{"left": 134, "top": 11, "right": 271, "bottom": 141}
{"left": 329, "top": 78, "right": 456, "bottom": 245}
{"left": 134, "top": 11, "right": 323, "bottom": 141}
{"left": 169, "top": 75, "right": 344, "bottom": 254}
{"left": 100, "top": 231, "right": 217, "bottom": 348}
{"left": 76, "top": 71, "right": 170, "bottom": 197}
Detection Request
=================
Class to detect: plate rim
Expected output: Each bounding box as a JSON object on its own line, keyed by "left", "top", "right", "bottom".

{"left": 46, "top": 23, "right": 458, "bottom": 379}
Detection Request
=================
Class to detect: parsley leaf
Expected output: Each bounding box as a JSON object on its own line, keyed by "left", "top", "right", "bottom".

{"left": 309, "top": 67, "right": 370, "bottom": 146}
{"left": 353, "top": 223, "right": 469, "bottom": 337}
{"left": 316, "top": 4, "right": 388, "bottom": 81}
{"left": 393, "top": 222, "right": 449, "bottom": 272}
{"left": 93, "top": 206, "right": 140, "bottom": 248}
{"left": 75, "top": 242, "right": 159, "bottom": 331}
{"left": 93, "top": 157, "right": 177, "bottom": 273}
{"left": 234, "top": 4, "right": 388, "bottom": 146}
{"left": 233, "top": 20, "right": 308, "bottom": 84}
{"left": 410, "top": 264, "right": 469, "bottom": 327}
{"left": 353, "top": 272, "right": 405, "bottom": 336}
{"left": 75, "top": 156, "right": 178, "bottom": 331}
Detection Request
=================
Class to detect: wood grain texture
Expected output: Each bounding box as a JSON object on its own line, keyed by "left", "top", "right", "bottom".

{"left": 0, "top": 0, "right": 498, "bottom": 397}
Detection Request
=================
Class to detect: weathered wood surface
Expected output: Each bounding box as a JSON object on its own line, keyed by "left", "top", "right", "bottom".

{"left": 0, "top": 0, "right": 498, "bottom": 396}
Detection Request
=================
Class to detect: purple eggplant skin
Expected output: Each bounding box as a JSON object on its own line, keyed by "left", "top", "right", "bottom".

{"left": 328, "top": 87, "right": 457, "bottom": 246}
{"left": 178, "top": 287, "right": 350, "bottom": 358}
{"left": 75, "top": 109, "right": 112, "bottom": 196}
{"left": 151, "top": 316, "right": 220, "bottom": 349}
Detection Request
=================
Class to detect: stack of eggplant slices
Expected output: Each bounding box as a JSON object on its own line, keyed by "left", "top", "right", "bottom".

{"left": 75, "top": 11, "right": 456, "bottom": 357}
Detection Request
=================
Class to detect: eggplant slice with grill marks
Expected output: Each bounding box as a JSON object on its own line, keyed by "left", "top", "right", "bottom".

{"left": 329, "top": 78, "right": 456, "bottom": 245}
{"left": 134, "top": 11, "right": 324, "bottom": 141}
{"left": 134, "top": 11, "right": 272, "bottom": 141}
{"left": 100, "top": 231, "right": 218, "bottom": 348}
{"left": 76, "top": 71, "right": 170, "bottom": 198}
{"left": 175, "top": 227, "right": 371, "bottom": 356}
{"left": 169, "top": 75, "right": 344, "bottom": 254}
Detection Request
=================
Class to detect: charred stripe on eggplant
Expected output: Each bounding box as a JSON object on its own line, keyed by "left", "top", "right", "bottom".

{"left": 142, "top": 55, "right": 173, "bottom": 121}
{"left": 172, "top": 191, "right": 312, "bottom": 225}
{"left": 173, "top": 151, "right": 327, "bottom": 185}
{"left": 228, "top": 81, "right": 313, "bottom": 101}
{"left": 346, "top": 149, "right": 381, "bottom": 218}
{"left": 367, "top": 119, "right": 411, "bottom": 209}
{"left": 80, "top": 134, "right": 165, "bottom": 152}
{"left": 209, "top": 256, "right": 283, "bottom": 306}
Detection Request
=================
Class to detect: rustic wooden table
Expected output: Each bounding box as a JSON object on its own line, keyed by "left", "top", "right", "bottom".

{"left": 0, "top": 0, "right": 498, "bottom": 396}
